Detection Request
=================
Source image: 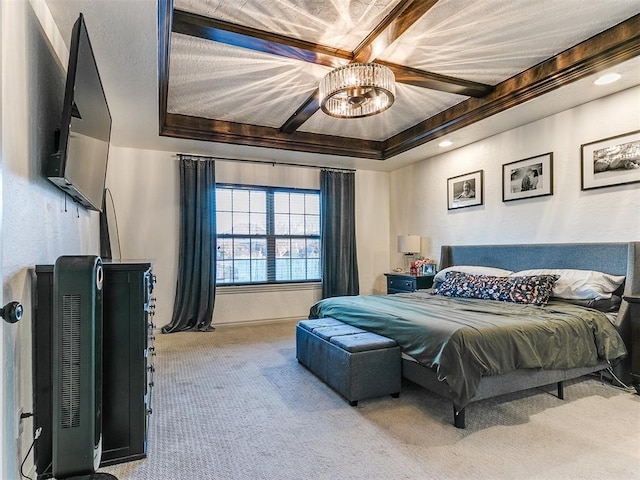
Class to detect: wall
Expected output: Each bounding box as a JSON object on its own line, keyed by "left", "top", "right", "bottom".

{"left": 104, "top": 147, "right": 179, "bottom": 328}
{"left": 389, "top": 86, "right": 640, "bottom": 265}
{"left": 0, "top": 1, "right": 5, "bottom": 474}
{"left": 356, "top": 169, "right": 391, "bottom": 293}
{"left": 106, "top": 147, "right": 390, "bottom": 327}
{"left": 1, "top": 1, "right": 101, "bottom": 478}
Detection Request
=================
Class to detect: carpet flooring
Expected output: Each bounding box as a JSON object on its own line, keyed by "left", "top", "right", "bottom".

{"left": 101, "top": 320, "right": 640, "bottom": 480}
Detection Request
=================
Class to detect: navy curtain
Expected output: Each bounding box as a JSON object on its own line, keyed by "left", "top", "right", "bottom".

{"left": 162, "top": 156, "right": 216, "bottom": 333}
{"left": 320, "top": 170, "right": 359, "bottom": 298}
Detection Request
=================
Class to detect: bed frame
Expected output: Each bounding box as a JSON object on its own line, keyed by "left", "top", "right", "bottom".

{"left": 401, "top": 242, "right": 639, "bottom": 428}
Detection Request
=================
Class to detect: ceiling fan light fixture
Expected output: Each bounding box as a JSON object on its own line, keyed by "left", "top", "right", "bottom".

{"left": 319, "top": 63, "right": 395, "bottom": 119}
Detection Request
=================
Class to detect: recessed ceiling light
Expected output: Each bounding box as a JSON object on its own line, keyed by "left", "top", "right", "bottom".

{"left": 594, "top": 73, "right": 621, "bottom": 85}
{"left": 439, "top": 140, "right": 453, "bottom": 148}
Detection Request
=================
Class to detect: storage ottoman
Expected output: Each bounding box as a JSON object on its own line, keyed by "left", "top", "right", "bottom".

{"left": 296, "top": 318, "right": 401, "bottom": 406}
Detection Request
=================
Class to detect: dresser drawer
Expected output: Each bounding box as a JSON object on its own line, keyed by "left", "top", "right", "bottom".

{"left": 385, "top": 273, "right": 434, "bottom": 294}
{"left": 387, "top": 276, "right": 416, "bottom": 293}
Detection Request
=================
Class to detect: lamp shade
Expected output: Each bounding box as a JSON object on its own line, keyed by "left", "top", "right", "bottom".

{"left": 397, "top": 235, "right": 421, "bottom": 254}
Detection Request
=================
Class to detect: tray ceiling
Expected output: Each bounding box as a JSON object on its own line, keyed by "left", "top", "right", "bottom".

{"left": 159, "top": 0, "right": 640, "bottom": 160}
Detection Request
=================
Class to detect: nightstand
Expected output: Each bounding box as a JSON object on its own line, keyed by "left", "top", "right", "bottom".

{"left": 384, "top": 272, "right": 434, "bottom": 294}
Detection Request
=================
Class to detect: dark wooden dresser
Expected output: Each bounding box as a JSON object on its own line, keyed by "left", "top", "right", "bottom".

{"left": 33, "top": 260, "right": 156, "bottom": 477}
{"left": 99, "top": 261, "right": 156, "bottom": 465}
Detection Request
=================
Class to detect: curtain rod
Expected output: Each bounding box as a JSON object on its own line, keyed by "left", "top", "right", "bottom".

{"left": 176, "top": 153, "right": 355, "bottom": 173}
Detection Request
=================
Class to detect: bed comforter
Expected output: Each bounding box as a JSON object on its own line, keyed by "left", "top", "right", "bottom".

{"left": 309, "top": 292, "right": 627, "bottom": 407}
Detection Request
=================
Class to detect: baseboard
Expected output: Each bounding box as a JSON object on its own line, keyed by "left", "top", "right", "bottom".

{"left": 213, "top": 316, "right": 301, "bottom": 329}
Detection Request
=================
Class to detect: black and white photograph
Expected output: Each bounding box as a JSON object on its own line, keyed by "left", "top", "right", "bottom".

{"left": 581, "top": 130, "right": 640, "bottom": 190}
{"left": 447, "top": 170, "right": 483, "bottom": 210}
{"left": 502, "top": 153, "right": 553, "bottom": 202}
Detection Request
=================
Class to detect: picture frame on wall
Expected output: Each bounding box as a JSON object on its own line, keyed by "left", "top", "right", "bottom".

{"left": 447, "top": 170, "right": 483, "bottom": 210}
{"left": 581, "top": 130, "right": 640, "bottom": 190}
{"left": 502, "top": 152, "right": 553, "bottom": 202}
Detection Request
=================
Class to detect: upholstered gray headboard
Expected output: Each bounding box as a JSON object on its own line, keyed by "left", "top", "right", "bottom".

{"left": 441, "top": 243, "right": 635, "bottom": 276}
{"left": 439, "top": 242, "right": 639, "bottom": 382}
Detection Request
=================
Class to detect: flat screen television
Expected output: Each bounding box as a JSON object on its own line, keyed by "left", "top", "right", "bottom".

{"left": 47, "top": 13, "right": 111, "bottom": 212}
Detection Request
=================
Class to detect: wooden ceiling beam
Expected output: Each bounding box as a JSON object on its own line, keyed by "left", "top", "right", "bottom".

{"left": 352, "top": 0, "right": 439, "bottom": 63}
{"left": 378, "top": 60, "right": 493, "bottom": 97}
{"left": 161, "top": 113, "right": 385, "bottom": 160}
{"left": 172, "top": 9, "right": 351, "bottom": 68}
{"left": 279, "top": 90, "right": 320, "bottom": 134}
{"left": 383, "top": 14, "right": 640, "bottom": 158}
{"left": 158, "top": 0, "right": 172, "bottom": 134}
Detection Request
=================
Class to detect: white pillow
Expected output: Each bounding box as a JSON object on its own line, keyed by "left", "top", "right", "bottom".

{"left": 512, "top": 269, "right": 625, "bottom": 300}
{"left": 433, "top": 266, "right": 515, "bottom": 284}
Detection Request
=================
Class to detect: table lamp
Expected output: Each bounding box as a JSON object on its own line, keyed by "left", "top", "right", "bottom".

{"left": 397, "top": 235, "right": 421, "bottom": 272}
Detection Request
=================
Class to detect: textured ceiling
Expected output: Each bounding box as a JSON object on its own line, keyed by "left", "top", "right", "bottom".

{"left": 378, "top": 0, "right": 638, "bottom": 83}
{"left": 176, "top": 0, "right": 399, "bottom": 50}
{"left": 167, "top": 35, "right": 327, "bottom": 129}
{"left": 161, "top": 0, "right": 640, "bottom": 160}
{"left": 43, "top": 0, "right": 640, "bottom": 168}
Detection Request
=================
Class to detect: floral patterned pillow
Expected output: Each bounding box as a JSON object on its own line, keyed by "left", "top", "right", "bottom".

{"left": 435, "top": 271, "right": 559, "bottom": 306}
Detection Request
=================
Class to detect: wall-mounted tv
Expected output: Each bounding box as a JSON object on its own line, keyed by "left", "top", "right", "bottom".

{"left": 47, "top": 13, "right": 111, "bottom": 212}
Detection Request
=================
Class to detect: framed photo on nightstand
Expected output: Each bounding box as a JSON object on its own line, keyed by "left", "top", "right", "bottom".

{"left": 421, "top": 264, "right": 436, "bottom": 275}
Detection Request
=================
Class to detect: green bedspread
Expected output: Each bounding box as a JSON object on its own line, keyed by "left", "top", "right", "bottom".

{"left": 309, "top": 292, "right": 627, "bottom": 407}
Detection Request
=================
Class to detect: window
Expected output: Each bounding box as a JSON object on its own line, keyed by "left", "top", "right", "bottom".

{"left": 216, "top": 184, "right": 321, "bottom": 285}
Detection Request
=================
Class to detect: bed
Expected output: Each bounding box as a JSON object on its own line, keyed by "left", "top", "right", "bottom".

{"left": 309, "top": 242, "right": 639, "bottom": 428}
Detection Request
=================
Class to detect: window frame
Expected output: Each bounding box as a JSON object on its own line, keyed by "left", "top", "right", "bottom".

{"left": 215, "top": 183, "right": 322, "bottom": 287}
